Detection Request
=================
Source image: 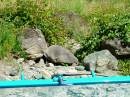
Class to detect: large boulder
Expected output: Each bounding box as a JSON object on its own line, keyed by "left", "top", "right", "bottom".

{"left": 83, "top": 50, "right": 118, "bottom": 73}
{"left": 101, "top": 38, "right": 130, "bottom": 58}
{"left": 45, "top": 45, "right": 79, "bottom": 65}
{"left": 21, "top": 28, "right": 48, "bottom": 59}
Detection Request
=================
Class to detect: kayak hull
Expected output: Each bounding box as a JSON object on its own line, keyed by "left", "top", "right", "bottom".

{"left": 0, "top": 76, "right": 130, "bottom": 88}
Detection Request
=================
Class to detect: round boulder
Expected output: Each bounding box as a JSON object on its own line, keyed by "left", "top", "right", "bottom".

{"left": 83, "top": 50, "right": 118, "bottom": 73}
{"left": 45, "top": 45, "right": 79, "bottom": 65}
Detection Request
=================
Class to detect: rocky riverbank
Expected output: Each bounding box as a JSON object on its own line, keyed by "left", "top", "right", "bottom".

{"left": 0, "top": 28, "right": 119, "bottom": 80}
{"left": 0, "top": 28, "right": 128, "bottom": 97}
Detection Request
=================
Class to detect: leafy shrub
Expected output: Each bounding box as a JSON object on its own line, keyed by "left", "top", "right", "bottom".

{"left": 0, "top": 0, "right": 68, "bottom": 59}
{"left": 0, "top": 19, "right": 27, "bottom": 59}
{"left": 1, "top": 0, "right": 68, "bottom": 45}
{"left": 118, "top": 59, "right": 130, "bottom": 75}
{"left": 75, "top": 13, "right": 130, "bottom": 61}
{"left": 0, "top": 19, "right": 16, "bottom": 59}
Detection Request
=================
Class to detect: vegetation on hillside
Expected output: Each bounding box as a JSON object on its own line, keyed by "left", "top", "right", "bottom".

{"left": 0, "top": 0, "right": 69, "bottom": 59}
{"left": 0, "top": 0, "right": 130, "bottom": 75}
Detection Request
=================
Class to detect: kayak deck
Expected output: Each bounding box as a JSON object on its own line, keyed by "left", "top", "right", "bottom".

{"left": 0, "top": 76, "right": 130, "bottom": 88}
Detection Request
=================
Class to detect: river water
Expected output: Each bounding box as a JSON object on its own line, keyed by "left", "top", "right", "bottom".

{"left": 0, "top": 83, "right": 130, "bottom": 97}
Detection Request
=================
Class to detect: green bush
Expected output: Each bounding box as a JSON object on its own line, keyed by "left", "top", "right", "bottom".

{"left": 0, "top": 0, "right": 68, "bottom": 59}
{"left": 0, "top": 19, "right": 27, "bottom": 59}
{"left": 0, "top": 0, "right": 68, "bottom": 45}
{"left": 75, "top": 13, "right": 130, "bottom": 61}
{"left": 118, "top": 59, "right": 130, "bottom": 75}
{"left": 0, "top": 19, "right": 16, "bottom": 59}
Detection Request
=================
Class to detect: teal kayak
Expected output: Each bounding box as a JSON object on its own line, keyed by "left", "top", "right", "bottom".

{"left": 0, "top": 70, "right": 130, "bottom": 88}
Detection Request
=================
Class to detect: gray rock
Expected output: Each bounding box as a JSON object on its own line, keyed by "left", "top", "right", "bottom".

{"left": 65, "top": 39, "right": 81, "bottom": 53}
{"left": 17, "top": 58, "right": 24, "bottom": 64}
{"left": 75, "top": 66, "right": 85, "bottom": 71}
{"left": 83, "top": 50, "right": 118, "bottom": 73}
{"left": 0, "top": 74, "right": 10, "bottom": 80}
{"left": 47, "top": 63, "right": 55, "bottom": 67}
{"left": 28, "top": 60, "right": 35, "bottom": 66}
{"left": 42, "top": 70, "right": 52, "bottom": 79}
{"left": 101, "top": 38, "right": 130, "bottom": 58}
{"left": 54, "top": 66, "right": 88, "bottom": 77}
{"left": 38, "top": 59, "right": 45, "bottom": 66}
{"left": 21, "top": 28, "right": 48, "bottom": 59}
{"left": 45, "top": 45, "right": 79, "bottom": 64}
{"left": 29, "top": 67, "right": 36, "bottom": 70}
{"left": 9, "top": 68, "right": 19, "bottom": 76}
{"left": 33, "top": 73, "right": 43, "bottom": 80}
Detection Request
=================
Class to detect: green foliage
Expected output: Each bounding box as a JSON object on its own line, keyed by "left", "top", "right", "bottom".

{"left": 1, "top": 0, "right": 68, "bottom": 45}
{"left": 118, "top": 59, "right": 130, "bottom": 75}
{"left": 0, "top": 19, "right": 27, "bottom": 59}
{"left": 12, "top": 35, "right": 28, "bottom": 59}
{"left": 64, "top": 63, "right": 69, "bottom": 67}
{"left": 75, "top": 13, "right": 130, "bottom": 61}
{"left": 0, "top": 0, "right": 68, "bottom": 59}
{"left": 0, "top": 19, "right": 16, "bottom": 59}
{"left": 49, "top": 0, "right": 84, "bottom": 14}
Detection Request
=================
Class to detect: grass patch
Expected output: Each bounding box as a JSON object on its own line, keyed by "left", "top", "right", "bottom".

{"left": 0, "top": 19, "right": 16, "bottom": 59}
{"left": 118, "top": 59, "right": 130, "bottom": 75}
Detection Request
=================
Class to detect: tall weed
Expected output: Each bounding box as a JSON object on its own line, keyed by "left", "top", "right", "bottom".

{"left": 0, "top": 19, "right": 16, "bottom": 59}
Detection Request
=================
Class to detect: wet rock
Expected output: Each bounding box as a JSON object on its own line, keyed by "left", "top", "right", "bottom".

{"left": 21, "top": 28, "right": 48, "bottom": 59}
{"left": 45, "top": 45, "right": 79, "bottom": 64}
{"left": 83, "top": 50, "right": 118, "bottom": 73}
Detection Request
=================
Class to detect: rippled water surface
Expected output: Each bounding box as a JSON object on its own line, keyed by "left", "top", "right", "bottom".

{"left": 0, "top": 84, "right": 130, "bottom": 97}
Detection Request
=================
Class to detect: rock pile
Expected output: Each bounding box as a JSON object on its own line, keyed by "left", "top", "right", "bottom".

{"left": 21, "top": 28, "right": 79, "bottom": 65}
{"left": 0, "top": 28, "right": 121, "bottom": 80}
